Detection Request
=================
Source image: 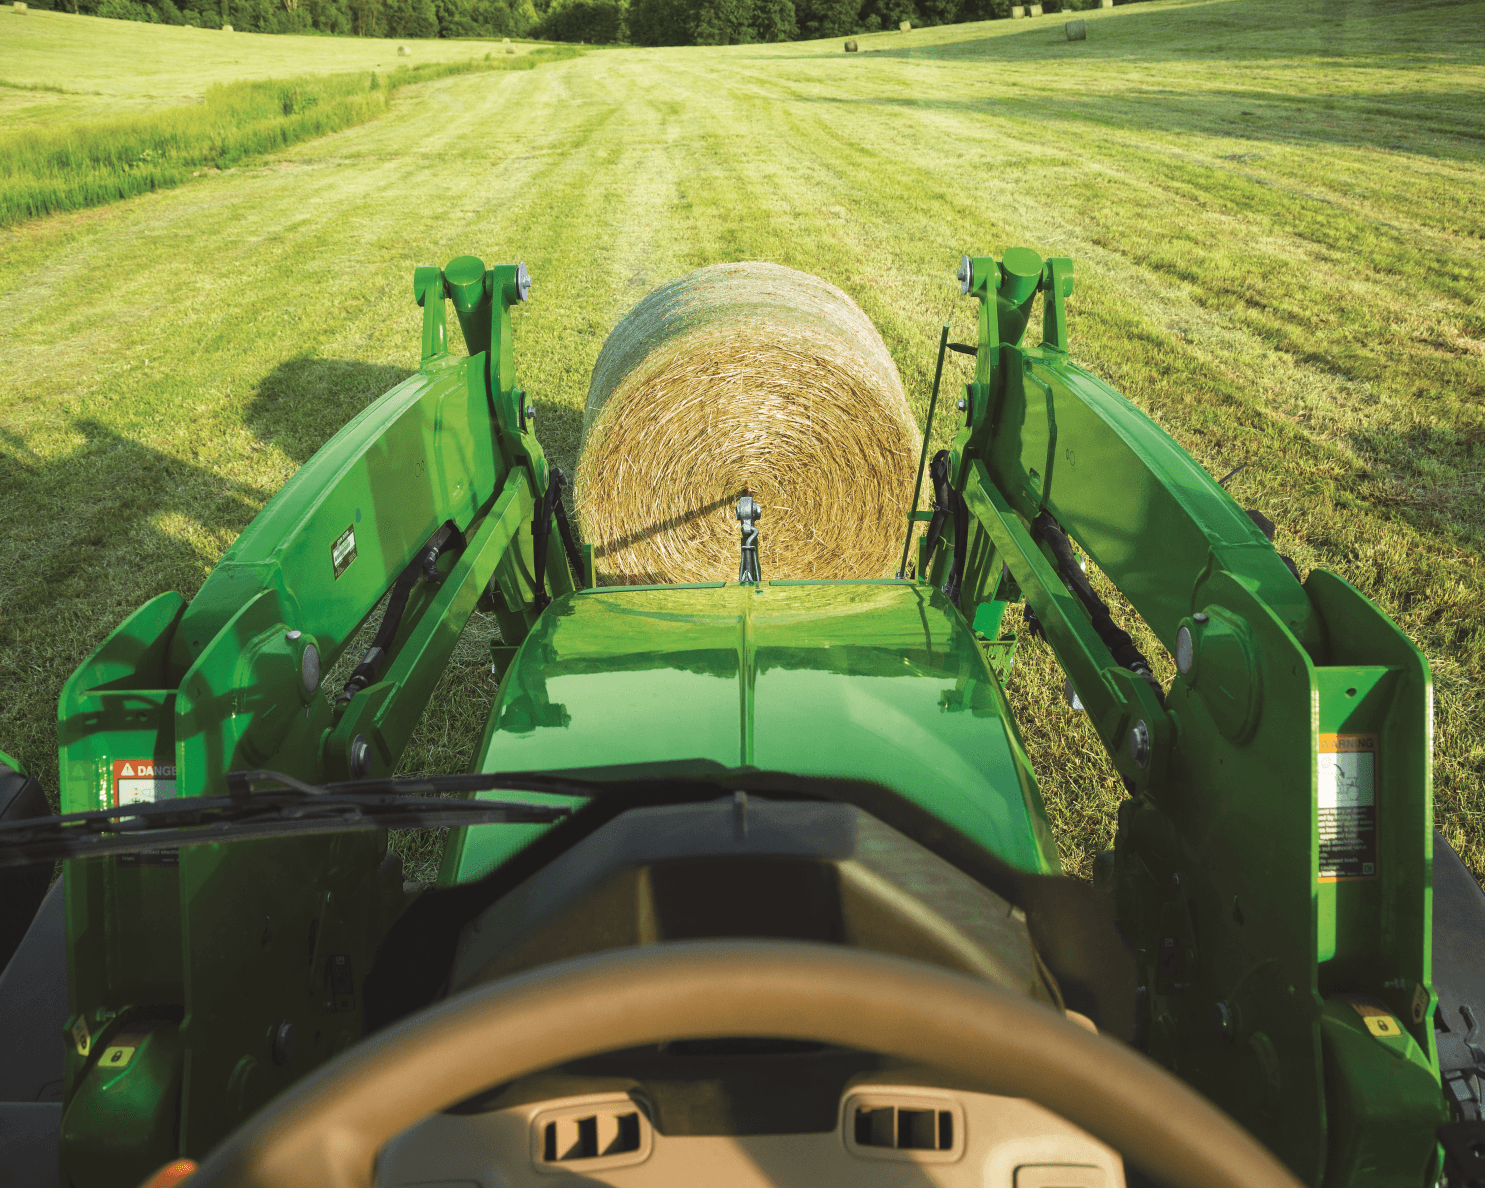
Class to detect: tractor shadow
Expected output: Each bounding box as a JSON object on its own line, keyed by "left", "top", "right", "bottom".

{"left": 0, "top": 420, "right": 278, "bottom": 799}
{"left": 246, "top": 355, "right": 417, "bottom": 465}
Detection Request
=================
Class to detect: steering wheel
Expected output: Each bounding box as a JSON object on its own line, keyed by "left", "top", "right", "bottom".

{"left": 186, "top": 941, "right": 1302, "bottom": 1188}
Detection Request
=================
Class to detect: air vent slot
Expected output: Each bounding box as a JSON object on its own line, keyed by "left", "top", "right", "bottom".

{"left": 529, "top": 1095, "right": 652, "bottom": 1174}
{"left": 843, "top": 1090, "right": 963, "bottom": 1162}
{"left": 544, "top": 1111, "right": 641, "bottom": 1162}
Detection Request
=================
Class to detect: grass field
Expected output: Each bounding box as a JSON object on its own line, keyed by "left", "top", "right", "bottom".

{"left": 1, "top": 0, "right": 1481, "bottom": 886}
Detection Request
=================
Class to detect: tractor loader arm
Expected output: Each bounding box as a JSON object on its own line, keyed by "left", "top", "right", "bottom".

{"left": 924, "top": 249, "right": 1446, "bottom": 1186}
{"left": 52, "top": 258, "right": 587, "bottom": 1183}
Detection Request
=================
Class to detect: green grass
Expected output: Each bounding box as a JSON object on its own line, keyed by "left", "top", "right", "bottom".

{"left": 0, "top": 0, "right": 1481, "bottom": 887}
{"left": 0, "top": 49, "right": 581, "bottom": 225}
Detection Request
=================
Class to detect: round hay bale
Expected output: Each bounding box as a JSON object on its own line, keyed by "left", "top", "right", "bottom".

{"left": 1065, "top": 17, "right": 1085, "bottom": 39}
{"left": 221, "top": 22, "right": 233, "bottom": 30}
{"left": 14, "top": 3, "right": 29, "bottom": 14}
{"left": 1028, "top": 3, "right": 1042, "bottom": 14}
{"left": 397, "top": 43, "right": 412, "bottom": 55}
{"left": 1011, "top": 5, "right": 1024, "bottom": 16}
{"left": 504, "top": 43, "right": 516, "bottom": 53}
{"left": 576, "top": 263, "right": 919, "bottom": 586}
{"left": 844, "top": 37, "right": 858, "bottom": 50}
{"left": 898, "top": 18, "right": 911, "bottom": 29}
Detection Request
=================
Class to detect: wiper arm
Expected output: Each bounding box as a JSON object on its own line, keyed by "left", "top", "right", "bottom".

{"left": 0, "top": 769, "right": 599, "bottom": 869}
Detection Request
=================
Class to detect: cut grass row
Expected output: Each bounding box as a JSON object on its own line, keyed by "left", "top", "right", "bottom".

{"left": 0, "top": 48, "right": 580, "bottom": 227}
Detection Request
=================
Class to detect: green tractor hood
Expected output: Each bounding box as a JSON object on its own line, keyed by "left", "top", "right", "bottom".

{"left": 441, "top": 580, "right": 1059, "bottom": 885}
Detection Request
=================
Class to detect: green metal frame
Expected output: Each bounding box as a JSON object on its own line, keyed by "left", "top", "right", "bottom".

{"left": 54, "top": 257, "right": 584, "bottom": 1184}
{"left": 924, "top": 249, "right": 1445, "bottom": 1185}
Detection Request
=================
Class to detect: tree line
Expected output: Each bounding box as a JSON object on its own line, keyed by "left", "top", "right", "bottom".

{"left": 31, "top": 0, "right": 1114, "bottom": 47}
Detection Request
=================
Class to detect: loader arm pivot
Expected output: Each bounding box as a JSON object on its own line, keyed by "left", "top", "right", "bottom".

{"left": 925, "top": 250, "right": 1444, "bottom": 1185}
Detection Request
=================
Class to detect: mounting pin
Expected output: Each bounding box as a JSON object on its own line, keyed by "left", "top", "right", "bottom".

{"left": 1128, "top": 720, "right": 1151, "bottom": 769}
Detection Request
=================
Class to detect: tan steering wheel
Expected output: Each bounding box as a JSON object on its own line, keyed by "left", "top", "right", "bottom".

{"left": 187, "top": 941, "right": 1302, "bottom": 1188}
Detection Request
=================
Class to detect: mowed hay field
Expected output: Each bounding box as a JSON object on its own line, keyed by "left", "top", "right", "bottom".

{"left": 0, "top": 0, "right": 1481, "bottom": 884}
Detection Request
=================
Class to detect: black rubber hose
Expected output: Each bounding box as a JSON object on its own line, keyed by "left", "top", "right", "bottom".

{"left": 1033, "top": 512, "right": 1164, "bottom": 707}
{"left": 338, "top": 522, "right": 460, "bottom": 706}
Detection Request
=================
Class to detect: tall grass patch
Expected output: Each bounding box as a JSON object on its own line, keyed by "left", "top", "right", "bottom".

{"left": 0, "top": 49, "right": 579, "bottom": 227}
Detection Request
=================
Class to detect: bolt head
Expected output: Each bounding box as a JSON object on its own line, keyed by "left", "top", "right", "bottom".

{"left": 1176, "top": 625, "right": 1194, "bottom": 675}
{"left": 514, "top": 261, "right": 531, "bottom": 302}
{"left": 285, "top": 629, "right": 302, "bottom": 642}
{"left": 300, "top": 644, "right": 321, "bottom": 694}
{"left": 349, "top": 735, "right": 371, "bottom": 778}
{"left": 1128, "top": 720, "right": 1151, "bottom": 769}
{"left": 957, "top": 397, "right": 967, "bottom": 412}
{"left": 524, "top": 404, "right": 536, "bottom": 421}
{"left": 958, "top": 254, "right": 975, "bottom": 295}
{"left": 1193, "top": 611, "right": 1209, "bottom": 624}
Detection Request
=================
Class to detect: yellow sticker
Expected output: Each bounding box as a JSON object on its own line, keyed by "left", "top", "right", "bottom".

{"left": 1411, "top": 984, "right": 1429, "bottom": 1024}
{"left": 99, "top": 1044, "right": 136, "bottom": 1069}
{"left": 70, "top": 1015, "right": 91, "bottom": 1057}
{"left": 1365, "top": 1015, "right": 1402, "bottom": 1038}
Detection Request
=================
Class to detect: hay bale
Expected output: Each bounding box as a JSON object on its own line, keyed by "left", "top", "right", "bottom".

{"left": 1028, "top": 3, "right": 1042, "bottom": 14}
{"left": 221, "top": 21, "right": 232, "bottom": 29}
{"left": 397, "top": 43, "right": 412, "bottom": 55}
{"left": 576, "top": 263, "right": 919, "bottom": 585}
{"left": 504, "top": 43, "right": 516, "bottom": 53}
{"left": 1100, "top": 0, "right": 1113, "bottom": 7}
{"left": 898, "top": 18, "right": 910, "bottom": 29}
{"left": 1011, "top": 5, "right": 1024, "bottom": 16}
{"left": 14, "top": 3, "right": 28, "bottom": 13}
{"left": 1065, "top": 17, "right": 1085, "bottom": 38}
{"left": 844, "top": 37, "right": 858, "bottom": 50}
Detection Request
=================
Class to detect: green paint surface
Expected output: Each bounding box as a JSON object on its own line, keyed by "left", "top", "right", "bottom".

{"left": 442, "top": 580, "right": 1055, "bottom": 883}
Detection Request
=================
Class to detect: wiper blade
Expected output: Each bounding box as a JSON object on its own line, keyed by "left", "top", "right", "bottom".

{"left": 0, "top": 769, "right": 596, "bottom": 869}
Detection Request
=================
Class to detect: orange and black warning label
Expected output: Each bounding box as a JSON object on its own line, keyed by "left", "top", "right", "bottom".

{"left": 111, "top": 759, "right": 177, "bottom": 808}
{"left": 1318, "top": 734, "right": 1378, "bottom": 881}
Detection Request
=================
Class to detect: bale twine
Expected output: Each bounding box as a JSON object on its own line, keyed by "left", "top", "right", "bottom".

{"left": 576, "top": 263, "right": 919, "bottom": 586}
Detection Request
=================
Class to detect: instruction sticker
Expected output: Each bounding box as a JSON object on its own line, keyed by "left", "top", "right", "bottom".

{"left": 1349, "top": 999, "right": 1403, "bottom": 1039}
{"left": 112, "top": 760, "right": 176, "bottom": 808}
{"left": 332, "top": 525, "right": 357, "bottom": 580}
{"left": 1318, "top": 734, "right": 1378, "bottom": 882}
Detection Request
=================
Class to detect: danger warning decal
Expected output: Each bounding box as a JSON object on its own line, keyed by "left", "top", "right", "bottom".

{"left": 112, "top": 759, "right": 177, "bottom": 808}
{"left": 1318, "top": 734, "right": 1378, "bottom": 882}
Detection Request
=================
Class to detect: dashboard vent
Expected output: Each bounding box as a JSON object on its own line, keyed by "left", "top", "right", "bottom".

{"left": 529, "top": 1095, "right": 652, "bottom": 1174}
{"left": 843, "top": 1090, "right": 964, "bottom": 1162}
{"left": 544, "top": 1111, "right": 641, "bottom": 1162}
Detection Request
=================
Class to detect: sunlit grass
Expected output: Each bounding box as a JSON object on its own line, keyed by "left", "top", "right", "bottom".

{"left": 0, "top": 0, "right": 1480, "bottom": 887}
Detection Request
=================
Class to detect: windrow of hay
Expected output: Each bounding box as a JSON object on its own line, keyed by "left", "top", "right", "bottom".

{"left": 576, "top": 262, "right": 920, "bottom": 585}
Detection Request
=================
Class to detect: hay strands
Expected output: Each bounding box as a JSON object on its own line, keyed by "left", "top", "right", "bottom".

{"left": 897, "top": 323, "right": 951, "bottom": 580}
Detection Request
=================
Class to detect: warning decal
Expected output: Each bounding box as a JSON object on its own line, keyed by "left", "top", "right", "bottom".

{"left": 332, "top": 525, "right": 357, "bottom": 580}
{"left": 1318, "top": 734, "right": 1378, "bottom": 882}
{"left": 112, "top": 759, "right": 177, "bottom": 808}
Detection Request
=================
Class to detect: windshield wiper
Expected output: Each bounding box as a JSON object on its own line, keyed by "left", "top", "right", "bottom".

{"left": 0, "top": 769, "right": 601, "bottom": 869}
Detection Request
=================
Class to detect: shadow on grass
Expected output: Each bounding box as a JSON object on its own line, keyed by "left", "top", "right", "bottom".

{"left": 786, "top": 0, "right": 1485, "bottom": 68}
{"left": 246, "top": 355, "right": 417, "bottom": 465}
{"left": 781, "top": 76, "right": 1483, "bottom": 152}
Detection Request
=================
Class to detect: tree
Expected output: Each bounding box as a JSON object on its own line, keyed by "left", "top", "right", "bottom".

{"left": 793, "top": 0, "right": 856, "bottom": 38}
